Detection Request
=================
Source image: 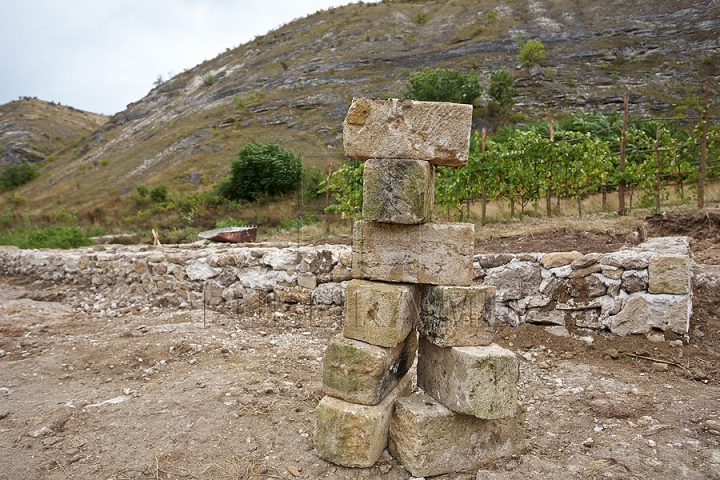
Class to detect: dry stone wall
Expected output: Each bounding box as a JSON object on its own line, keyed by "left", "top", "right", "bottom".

{"left": 474, "top": 236, "right": 693, "bottom": 337}
{"left": 0, "top": 243, "right": 352, "bottom": 315}
{"left": 0, "top": 235, "right": 694, "bottom": 338}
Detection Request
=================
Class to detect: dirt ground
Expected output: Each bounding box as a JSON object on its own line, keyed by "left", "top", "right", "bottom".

{"left": 2, "top": 213, "right": 720, "bottom": 479}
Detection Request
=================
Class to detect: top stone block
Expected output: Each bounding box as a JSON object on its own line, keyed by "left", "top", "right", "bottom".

{"left": 343, "top": 98, "right": 473, "bottom": 167}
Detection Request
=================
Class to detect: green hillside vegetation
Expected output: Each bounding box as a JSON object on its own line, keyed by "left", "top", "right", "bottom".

{"left": 0, "top": 0, "right": 718, "bottom": 246}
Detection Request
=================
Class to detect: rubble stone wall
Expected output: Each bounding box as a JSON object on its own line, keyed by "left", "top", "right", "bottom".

{"left": 0, "top": 236, "right": 695, "bottom": 336}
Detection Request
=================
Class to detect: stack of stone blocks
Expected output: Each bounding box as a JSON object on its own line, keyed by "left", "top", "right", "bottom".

{"left": 314, "top": 98, "right": 524, "bottom": 477}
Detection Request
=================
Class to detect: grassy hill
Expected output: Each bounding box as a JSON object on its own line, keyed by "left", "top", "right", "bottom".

{"left": 1, "top": 0, "right": 719, "bottom": 238}
{"left": 0, "top": 98, "right": 108, "bottom": 168}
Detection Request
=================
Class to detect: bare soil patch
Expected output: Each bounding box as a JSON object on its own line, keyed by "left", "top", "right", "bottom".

{"left": 1, "top": 214, "right": 720, "bottom": 479}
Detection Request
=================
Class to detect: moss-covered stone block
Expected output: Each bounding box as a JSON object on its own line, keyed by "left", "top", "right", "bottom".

{"left": 417, "top": 337, "right": 518, "bottom": 419}
{"left": 389, "top": 393, "right": 525, "bottom": 477}
{"left": 343, "top": 97, "right": 473, "bottom": 167}
{"left": 314, "top": 375, "right": 412, "bottom": 468}
{"left": 352, "top": 220, "right": 474, "bottom": 286}
{"left": 362, "top": 159, "right": 434, "bottom": 224}
{"left": 344, "top": 279, "right": 420, "bottom": 348}
{"left": 420, "top": 285, "right": 496, "bottom": 346}
{"left": 322, "top": 331, "right": 417, "bottom": 405}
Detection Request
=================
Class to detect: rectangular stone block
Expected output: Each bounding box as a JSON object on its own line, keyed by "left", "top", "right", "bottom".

{"left": 648, "top": 254, "right": 691, "bottom": 294}
{"left": 322, "top": 331, "right": 417, "bottom": 405}
{"left": 343, "top": 97, "right": 473, "bottom": 167}
{"left": 609, "top": 292, "right": 690, "bottom": 335}
{"left": 417, "top": 337, "right": 518, "bottom": 419}
{"left": 420, "top": 285, "right": 496, "bottom": 346}
{"left": 352, "top": 220, "right": 474, "bottom": 286}
{"left": 389, "top": 393, "right": 525, "bottom": 477}
{"left": 362, "top": 158, "right": 434, "bottom": 224}
{"left": 344, "top": 279, "right": 420, "bottom": 348}
{"left": 314, "top": 375, "right": 412, "bottom": 468}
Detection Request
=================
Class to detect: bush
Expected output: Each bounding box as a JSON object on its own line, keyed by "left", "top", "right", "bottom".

{"left": 0, "top": 162, "right": 39, "bottom": 192}
{"left": 415, "top": 12, "right": 429, "bottom": 24}
{"left": 487, "top": 67, "right": 516, "bottom": 117}
{"left": 402, "top": 68, "right": 482, "bottom": 105}
{"left": 0, "top": 225, "right": 94, "bottom": 249}
{"left": 516, "top": 35, "right": 546, "bottom": 67}
{"left": 149, "top": 184, "right": 168, "bottom": 203}
{"left": 321, "top": 160, "right": 364, "bottom": 220}
{"left": 303, "top": 169, "right": 326, "bottom": 201}
{"left": 217, "top": 143, "right": 303, "bottom": 201}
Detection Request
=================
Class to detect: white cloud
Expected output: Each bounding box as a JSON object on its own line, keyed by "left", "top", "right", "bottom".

{"left": 0, "top": 0, "right": 372, "bottom": 115}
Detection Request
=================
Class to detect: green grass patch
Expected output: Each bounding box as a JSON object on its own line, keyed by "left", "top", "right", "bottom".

{"left": 0, "top": 225, "right": 101, "bottom": 249}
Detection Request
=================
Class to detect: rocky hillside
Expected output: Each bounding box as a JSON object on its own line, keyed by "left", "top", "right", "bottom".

{"left": 0, "top": 98, "right": 107, "bottom": 169}
{"left": 6, "top": 0, "right": 720, "bottom": 215}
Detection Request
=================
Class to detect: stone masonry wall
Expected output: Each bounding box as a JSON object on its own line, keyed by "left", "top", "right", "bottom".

{"left": 0, "top": 236, "right": 694, "bottom": 337}
{"left": 0, "top": 242, "right": 353, "bottom": 316}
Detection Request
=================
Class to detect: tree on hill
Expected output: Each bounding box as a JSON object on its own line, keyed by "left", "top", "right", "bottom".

{"left": 402, "top": 68, "right": 483, "bottom": 105}
{"left": 516, "top": 35, "right": 546, "bottom": 67}
{"left": 487, "top": 67, "right": 516, "bottom": 119}
{"left": 0, "top": 162, "right": 38, "bottom": 192}
{"left": 216, "top": 142, "right": 303, "bottom": 201}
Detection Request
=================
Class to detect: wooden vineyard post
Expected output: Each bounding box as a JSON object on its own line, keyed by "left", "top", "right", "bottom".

{"left": 546, "top": 112, "right": 554, "bottom": 218}
{"left": 481, "top": 128, "right": 487, "bottom": 227}
{"left": 618, "top": 95, "right": 629, "bottom": 216}
{"left": 698, "top": 83, "right": 708, "bottom": 209}
{"left": 655, "top": 127, "right": 662, "bottom": 212}
{"left": 325, "top": 163, "right": 332, "bottom": 233}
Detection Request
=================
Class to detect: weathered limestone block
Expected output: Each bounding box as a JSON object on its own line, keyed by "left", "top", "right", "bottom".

{"left": 602, "top": 267, "right": 624, "bottom": 281}
{"left": 314, "top": 375, "right": 412, "bottom": 468}
{"left": 312, "top": 281, "right": 346, "bottom": 305}
{"left": 186, "top": 261, "right": 219, "bottom": 281}
{"left": 419, "top": 285, "right": 496, "bottom": 346}
{"left": 297, "top": 272, "right": 317, "bottom": 289}
{"left": 523, "top": 309, "right": 565, "bottom": 326}
{"left": 389, "top": 394, "right": 525, "bottom": 478}
{"left": 621, "top": 269, "right": 648, "bottom": 294}
{"left": 572, "top": 309, "right": 605, "bottom": 329}
{"left": 344, "top": 280, "right": 419, "bottom": 348}
{"left": 609, "top": 293, "right": 690, "bottom": 336}
{"left": 568, "top": 264, "right": 602, "bottom": 279}
{"left": 483, "top": 260, "right": 542, "bottom": 302}
{"left": 648, "top": 254, "right": 691, "bottom": 294}
{"left": 601, "top": 251, "right": 649, "bottom": 270}
{"left": 322, "top": 331, "right": 417, "bottom": 405}
{"left": 495, "top": 303, "right": 520, "bottom": 327}
{"left": 363, "top": 159, "right": 434, "bottom": 224}
{"left": 417, "top": 338, "right": 518, "bottom": 419}
{"left": 274, "top": 286, "right": 313, "bottom": 304}
{"left": 476, "top": 253, "right": 514, "bottom": 269}
{"left": 540, "top": 251, "right": 582, "bottom": 269}
{"left": 571, "top": 253, "right": 603, "bottom": 270}
{"left": 343, "top": 98, "right": 473, "bottom": 167}
{"left": 352, "top": 221, "right": 474, "bottom": 286}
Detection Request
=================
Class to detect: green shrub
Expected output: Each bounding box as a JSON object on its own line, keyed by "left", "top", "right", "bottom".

{"left": 201, "top": 73, "right": 217, "bottom": 86}
{"left": 487, "top": 67, "right": 516, "bottom": 117}
{"left": 321, "top": 160, "right": 364, "bottom": 220}
{"left": 149, "top": 184, "right": 168, "bottom": 203}
{"left": 217, "top": 143, "right": 303, "bottom": 201}
{"left": 402, "top": 68, "right": 482, "bottom": 104}
{"left": 303, "top": 169, "right": 326, "bottom": 201}
{"left": 516, "top": 35, "right": 546, "bottom": 66}
{"left": 415, "top": 12, "right": 429, "bottom": 24}
{"left": 0, "top": 225, "right": 94, "bottom": 249}
{"left": 135, "top": 185, "right": 149, "bottom": 198}
{"left": 0, "top": 162, "right": 39, "bottom": 192}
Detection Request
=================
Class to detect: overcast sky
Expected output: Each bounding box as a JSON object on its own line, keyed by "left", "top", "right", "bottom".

{"left": 0, "top": 1, "right": 373, "bottom": 116}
